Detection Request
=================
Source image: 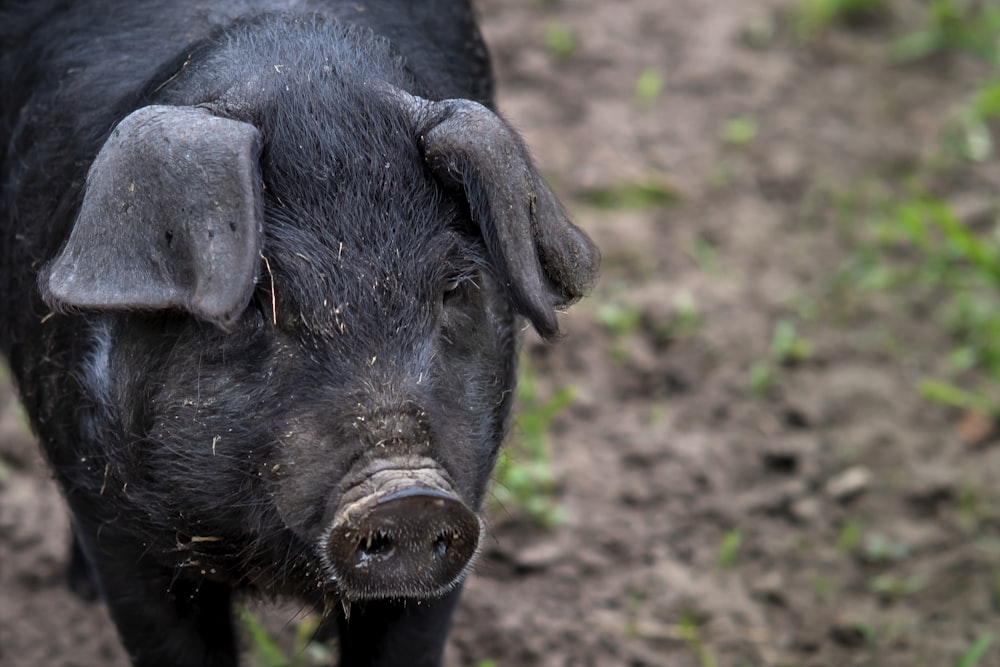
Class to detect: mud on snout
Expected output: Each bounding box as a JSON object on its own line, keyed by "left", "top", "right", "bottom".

{"left": 318, "top": 457, "right": 482, "bottom": 601}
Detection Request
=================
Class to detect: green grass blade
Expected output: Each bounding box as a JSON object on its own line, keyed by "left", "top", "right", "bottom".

{"left": 240, "top": 609, "right": 288, "bottom": 667}
{"left": 955, "top": 633, "right": 993, "bottom": 667}
{"left": 918, "top": 379, "right": 994, "bottom": 414}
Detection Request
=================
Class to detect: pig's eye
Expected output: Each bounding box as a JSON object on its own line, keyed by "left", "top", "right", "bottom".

{"left": 442, "top": 279, "right": 462, "bottom": 303}
{"left": 442, "top": 274, "right": 479, "bottom": 308}
{"left": 244, "top": 295, "right": 269, "bottom": 332}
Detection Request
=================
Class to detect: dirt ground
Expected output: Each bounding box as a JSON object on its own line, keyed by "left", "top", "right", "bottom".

{"left": 2, "top": 1, "right": 999, "bottom": 666}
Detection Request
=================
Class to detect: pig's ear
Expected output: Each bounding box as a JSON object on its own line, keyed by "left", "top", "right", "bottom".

{"left": 416, "top": 99, "right": 599, "bottom": 339}
{"left": 41, "top": 105, "right": 263, "bottom": 331}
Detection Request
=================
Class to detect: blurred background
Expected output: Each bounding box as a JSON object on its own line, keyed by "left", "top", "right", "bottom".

{"left": 2, "top": 0, "right": 999, "bottom": 666}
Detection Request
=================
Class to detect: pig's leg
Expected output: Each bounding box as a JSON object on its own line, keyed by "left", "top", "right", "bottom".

{"left": 66, "top": 528, "right": 100, "bottom": 601}
{"left": 76, "top": 529, "right": 238, "bottom": 667}
{"left": 108, "top": 573, "right": 237, "bottom": 667}
{"left": 337, "top": 586, "right": 463, "bottom": 667}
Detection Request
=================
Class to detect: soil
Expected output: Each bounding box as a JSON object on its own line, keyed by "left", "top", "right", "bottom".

{"left": 2, "top": 1, "right": 999, "bottom": 666}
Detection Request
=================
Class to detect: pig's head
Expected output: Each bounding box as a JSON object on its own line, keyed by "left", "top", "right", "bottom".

{"left": 39, "top": 68, "right": 597, "bottom": 603}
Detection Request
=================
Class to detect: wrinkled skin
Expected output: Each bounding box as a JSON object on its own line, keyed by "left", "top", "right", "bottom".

{"left": 0, "top": 2, "right": 598, "bottom": 666}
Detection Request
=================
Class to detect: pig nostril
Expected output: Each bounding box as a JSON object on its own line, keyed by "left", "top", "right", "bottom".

{"left": 433, "top": 532, "right": 451, "bottom": 558}
{"left": 357, "top": 532, "right": 394, "bottom": 563}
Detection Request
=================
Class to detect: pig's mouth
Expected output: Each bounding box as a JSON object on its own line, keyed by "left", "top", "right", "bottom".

{"left": 318, "top": 458, "right": 482, "bottom": 601}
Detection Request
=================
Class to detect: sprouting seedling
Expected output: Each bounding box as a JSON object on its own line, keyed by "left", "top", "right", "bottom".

{"left": 491, "top": 358, "right": 574, "bottom": 526}
{"left": 634, "top": 68, "right": 664, "bottom": 110}
{"left": 544, "top": 22, "right": 577, "bottom": 60}
{"left": 722, "top": 116, "right": 757, "bottom": 147}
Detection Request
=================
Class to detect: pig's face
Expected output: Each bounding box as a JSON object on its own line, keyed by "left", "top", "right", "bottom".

{"left": 43, "top": 74, "right": 597, "bottom": 603}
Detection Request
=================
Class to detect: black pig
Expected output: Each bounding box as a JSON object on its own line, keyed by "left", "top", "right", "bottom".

{"left": 0, "top": 1, "right": 598, "bottom": 666}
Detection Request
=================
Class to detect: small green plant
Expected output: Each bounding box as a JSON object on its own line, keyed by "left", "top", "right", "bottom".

{"left": 995, "top": 567, "right": 1000, "bottom": 611}
{"left": 623, "top": 589, "right": 645, "bottom": 637}
{"left": 750, "top": 318, "right": 813, "bottom": 394}
{"left": 956, "top": 484, "right": 983, "bottom": 528}
{"left": 749, "top": 360, "right": 778, "bottom": 395}
{"left": 240, "top": 609, "right": 332, "bottom": 667}
{"left": 634, "top": 68, "right": 664, "bottom": 109}
{"left": 837, "top": 519, "right": 863, "bottom": 552}
{"left": 843, "top": 190, "right": 1000, "bottom": 412}
{"left": 688, "top": 236, "right": 719, "bottom": 274}
{"left": 658, "top": 291, "right": 702, "bottom": 341}
{"left": 708, "top": 160, "right": 734, "bottom": 189}
{"left": 918, "top": 379, "right": 995, "bottom": 415}
{"left": 844, "top": 619, "right": 877, "bottom": 646}
{"left": 869, "top": 573, "right": 927, "bottom": 598}
{"left": 544, "top": 22, "right": 577, "bottom": 60}
{"left": 938, "top": 74, "right": 1000, "bottom": 162}
{"left": 645, "top": 404, "right": 667, "bottom": 427}
{"left": 941, "top": 105, "right": 995, "bottom": 163}
{"left": 492, "top": 360, "right": 573, "bottom": 525}
{"left": 810, "top": 575, "right": 836, "bottom": 597}
{"left": 596, "top": 301, "right": 642, "bottom": 337}
{"left": 862, "top": 533, "right": 910, "bottom": 563}
{"left": 595, "top": 298, "right": 643, "bottom": 362}
{"left": 973, "top": 78, "right": 1000, "bottom": 119}
{"left": 578, "top": 179, "right": 679, "bottom": 210}
{"left": 721, "top": 116, "right": 757, "bottom": 147}
{"left": 794, "top": 0, "right": 890, "bottom": 37}
{"left": 242, "top": 609, "right": 287, "bottom": 667}
{"left": 891, "top": 0, "right": 1000, "bottom": 65}
{"left": 676, "top": 612, "right": 717, "bottom": 667}
{"left": 772, "top": 319, "right": 813, "bottom": 362}
{"left": 715, "top": 529, "right": 743, "bottom": 568}
{"left": 956, "top": 633, "right": 994, "bottom": 667}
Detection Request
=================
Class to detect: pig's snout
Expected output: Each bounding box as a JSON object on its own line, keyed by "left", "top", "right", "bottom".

{"left": 321, "top": 463, "right": 481, "bottom": 601}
